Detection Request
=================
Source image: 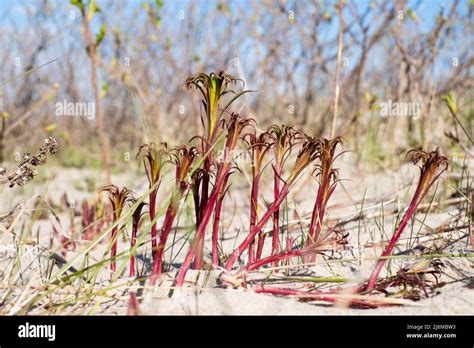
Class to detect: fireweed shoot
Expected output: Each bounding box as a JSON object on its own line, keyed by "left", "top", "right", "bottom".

{"left": 150, "top": 146, "right": 198, "bottom": 284}
{"left": 136, "top": 142, "right": 169, "bottom": 262}
{"left": 365, "top": 149, "right": 450, "bottom": 290}
{"left": 210, "top": 114, "right": 254, "bottom": 267}
{"left": 100, "top": 185, "right": 134, "bottom": 276}
{"left": 176, "top": 114, "right": 253, "bottom": 285}
{"left": 130, "top": 200, "right": 146, "bottom": 278}
{"left": 307, "top": 137, "right": 344, "bottom": 247}
{"left": 185, "top": 72, "right": 254, "bottom": 268}
{"left": 244, "top": 131, "right": 272, "bottom": 263}
{"left": 267, "top": 125, "right": 299, "bottom": 260}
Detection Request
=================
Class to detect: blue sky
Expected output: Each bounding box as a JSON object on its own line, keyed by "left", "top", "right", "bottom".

{"left": 0, "top": 0, "right": 471, "bottom": 98}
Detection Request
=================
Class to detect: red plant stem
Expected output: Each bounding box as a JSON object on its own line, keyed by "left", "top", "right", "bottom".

{"left": 130, "top": 202, "right": 145, "bottom": 278}
{"left": 366, "top": 181, "right": 424, "bottom": 290}
{"left": 150, "top": 205, "right": 177, "bottom": 285}
{"left": 110, "top": 223, "right": 118, "bottom": 274}
{"left": 130, "top": 220, "right": 139, "bottom": 278}
{"left": 194, "top": 158, "right": 210, "bottom": 269}
{"left": 127, "top": 292, "right": 139, "bottom": 315}
{"left": 248, "top": 174, "right": 260, "bottom": 263}
{"left": 149, "top": 189, "right": 158, "bottom": 261}
{"left": 225, "top": 184, "right": 291, "bottom": 271}
{"left": 271, "top": 167, "right": 281, "bottom": 259}
{"left": 110, "top": 202, "right": 127, "bottom": 277}
{"left": 212, "top": 174, "right": 230, "bottom": 267}
{"left": 241, "top": 247, "right": 311, "bottom": 272}
{"left": 195, "top": 125, "right": 223, "bottom": 269}
{"left": 192, "top": 182, "right": 201, "bottom": 227}
{"left": 248, "top": 240, "right": 255, "bottom": 264}
{"left": 212, "top": 197, "right": 223, "bottom": 267}
{"left": 176, "top": 168, "right": 230, "bottom": 286}
{"left": 307, "top": 178, "right": 336, "bottom": 264}
{"left": 308, "top": 174, "right": 330, "bottom": 243}
{"left": 255, "top": 233, "right": 265, "bottom": 260}
{"left": 176, "top": 189, "right": 219, "bottom": 286}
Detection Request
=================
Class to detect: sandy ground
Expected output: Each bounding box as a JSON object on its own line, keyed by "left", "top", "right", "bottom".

{"left": 0, "top": 155, "right": 472, "bottom": 315}
{"left": 136, "top": 282, "right": 474, "bottom": 315}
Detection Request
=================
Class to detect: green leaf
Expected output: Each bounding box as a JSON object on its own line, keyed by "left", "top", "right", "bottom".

{"left": 44, "top": 124, "right": 58, "bottom": 132}
{"left": 155, "top": 0, "right": 164, "bottom": 10}
{"left": 443, "top": 91, "right": 473, "bottom": 144}
{"left": 155, "top": 17, "right": 161, "bottom": 28}
{"left": 95, "top": 24, "right": 106, "bottom": 47}
{"left": 100, "top": 83, "right": 109, "bottom": 99}
{"left": 372, "top": 104, "right": 382, "bottom": 111}
{"left": 322, "top": 11, "right": 331, "bottom": 21}
{"left": 70, "top": 0, "right": 84, "bottom": 11}
{"left": 407, "top": 9, "right": 419, "bottom": 23}
{"left": 88, "top": 0, "right": 101, "bottom": 20}
{"left": 442, "top": 91, "right": 457, "bottom": 114}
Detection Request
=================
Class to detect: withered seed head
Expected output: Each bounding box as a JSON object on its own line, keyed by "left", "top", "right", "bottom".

{"left": 1, "top": 137, "right": 59, "bottom": 188}
{"left": 30, "top": 137, "right": 59, "bottom": 166}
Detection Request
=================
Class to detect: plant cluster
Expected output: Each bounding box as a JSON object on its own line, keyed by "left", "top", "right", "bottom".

{"left": 97, "top": 71, "right": 450, "bottom": 307}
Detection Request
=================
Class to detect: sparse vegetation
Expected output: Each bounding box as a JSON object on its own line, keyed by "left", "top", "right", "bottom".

{"left": 0, "top": 0, "right": 472, "bottom": 317}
